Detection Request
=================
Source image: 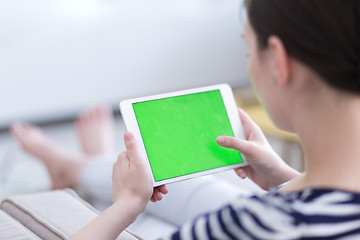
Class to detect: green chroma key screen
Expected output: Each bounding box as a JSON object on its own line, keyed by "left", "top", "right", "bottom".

{"left": 133, "top": 90, "right": 243, "bottom": 181}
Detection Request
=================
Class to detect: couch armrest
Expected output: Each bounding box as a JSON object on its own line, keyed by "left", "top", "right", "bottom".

{"left": 0, "top": 189, "right": 141, "bottom": 240}
{"left": 0, "top": 209, "right": 40, "bottom": 240}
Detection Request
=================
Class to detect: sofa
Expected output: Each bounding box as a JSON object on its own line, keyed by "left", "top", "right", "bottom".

{"left": 0, "top": 189, "right": 140, "bottom": 240}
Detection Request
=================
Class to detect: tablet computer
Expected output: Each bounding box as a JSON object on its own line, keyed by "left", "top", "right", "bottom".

{"left": 120, "top": 84, "right": 247, "bottom": 186}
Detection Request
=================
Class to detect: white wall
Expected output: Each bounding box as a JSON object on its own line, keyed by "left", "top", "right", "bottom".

{"left": 0, "top": 0, "right": 249, "bottom": 128}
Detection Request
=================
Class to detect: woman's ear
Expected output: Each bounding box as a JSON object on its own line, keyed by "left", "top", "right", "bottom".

{"left": 267, "top": 35, "right": 291, "bottom": 86}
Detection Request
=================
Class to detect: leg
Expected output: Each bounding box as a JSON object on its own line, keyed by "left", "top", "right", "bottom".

{"left": 10, "top": 107, "right": 179, "bottom": 239}
{"left": 145, "top": 175, "right": 250, "bottom": 226}
{"left": 10, "top": 123, "right": 87, "bottom": 190}
{"left": 10, "top": 106, "right": 115, "bottom": 191}
{"left": 76, "top": 105, "right": 114, "bottom": 157}
{"left": 79, "top": 157, "right": 115, "bottom": 210}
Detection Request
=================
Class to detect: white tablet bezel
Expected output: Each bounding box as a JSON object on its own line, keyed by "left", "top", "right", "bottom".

{"left": 120, "top": 83, "right": 247, "bottom": 186}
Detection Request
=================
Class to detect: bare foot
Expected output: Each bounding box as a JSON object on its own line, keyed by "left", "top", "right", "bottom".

{"left": 10, "top": 123, "right": 87, "bottom": 190}
{"left": 75, "top": 105, "right": 115, "bottom": 156}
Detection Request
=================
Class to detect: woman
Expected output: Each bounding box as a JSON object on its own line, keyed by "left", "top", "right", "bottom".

{"left": 71, "top": 0, "right": 360, "bottom": 239}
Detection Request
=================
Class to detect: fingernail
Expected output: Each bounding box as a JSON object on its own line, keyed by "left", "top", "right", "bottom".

{"left": 217, "top": 136, "right": 225, "bottom": 144}
{"left": 124, "top": 132, "right": 133, "bottom": 141}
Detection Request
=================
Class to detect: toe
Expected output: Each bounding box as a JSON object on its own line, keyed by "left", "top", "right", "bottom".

{"left": 89, "top": 107, "right": 97, "bottom": 119}
{"left": 10, "top": 122, "right": 25, "bottom": 139}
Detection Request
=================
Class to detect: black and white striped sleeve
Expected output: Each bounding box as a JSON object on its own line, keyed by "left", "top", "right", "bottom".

{"left": 160, "top": 194, "right": 299, "bottom": 240}
{"left": 160, "top": 190, "right": 360, "bottom": 240}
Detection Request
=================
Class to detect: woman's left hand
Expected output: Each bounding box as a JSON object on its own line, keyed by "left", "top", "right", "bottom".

{"left": 112, "top": 132, "right": 168, "bottom": 213}
{"left": 71, "top": 132, "right": 168, "bottom": 240}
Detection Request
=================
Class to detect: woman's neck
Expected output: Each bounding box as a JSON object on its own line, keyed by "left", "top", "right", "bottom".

{"left": 283, "top": 92, "right": 360, "bottom": 193}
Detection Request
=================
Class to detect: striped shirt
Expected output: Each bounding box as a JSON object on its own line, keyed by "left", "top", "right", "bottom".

{"left": 162, "top": 189, "right": 360, "bottom": 239}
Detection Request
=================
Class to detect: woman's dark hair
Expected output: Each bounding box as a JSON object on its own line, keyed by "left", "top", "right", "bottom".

{"left": 245, "top": 0, "right": 360, "bottom": 94}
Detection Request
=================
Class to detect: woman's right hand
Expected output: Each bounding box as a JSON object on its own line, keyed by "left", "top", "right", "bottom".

{"left": 217, "top": 108, "right": 300, "bottom": 191}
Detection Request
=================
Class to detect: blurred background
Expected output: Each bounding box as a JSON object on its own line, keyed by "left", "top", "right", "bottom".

{"left": 0, "top": 0, "right": 303, "bottom": 225}
{"left": 0, "top": 0, "right": 249, "bottom": 128}
{"left": 0, "top": 0, "right": 258, "bottom": 195}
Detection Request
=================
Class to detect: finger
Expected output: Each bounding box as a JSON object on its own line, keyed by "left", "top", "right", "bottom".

{"left": 10, "top": 123, "right": 27, "bottom": 141}
{"left": 124, "top": 132, "right": 142, "bottom": 161}
{"left": 153, "top": 188, "right": 163, "bottom": 201}
{"left": 217, "top": 136, "right": 256, "bottom": 156}
{"left": 10, "top": 123, "right": 21, "bottom": 138}
{"left": 150, "top": 196, "right": 157, "bottom": 202}
{"left": 234, "top": 168, "right": 248, "bottom": 179}
{"left": 238, "top": 108, "right": 261, "bottom": 138}
{"left": 157, "top": 185, "right": 168, "bottom": 195}
{"left": 238, "top": 108, "right": 256, "bottom": 126}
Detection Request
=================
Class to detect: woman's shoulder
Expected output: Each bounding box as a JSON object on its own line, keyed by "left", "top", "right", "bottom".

{"left": 270, "top": 188, "right": 360, "bottom": 203}
{"left": 238, "top": 188, "right": 360, "bottom": 206}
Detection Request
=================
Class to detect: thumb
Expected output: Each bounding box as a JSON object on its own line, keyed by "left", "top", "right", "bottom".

{"left": 124, "top": 132, "right": 142, "bottom": 161}
{"left": 216, "top": 135, "right": 257, "bottom": 157}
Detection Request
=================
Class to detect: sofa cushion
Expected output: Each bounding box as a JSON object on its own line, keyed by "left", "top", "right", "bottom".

{"left": 0, "top": 189, "right": 140, "bottom": 240}
{"left": 0, "top": 209, "right": 40, "bottom": 240}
